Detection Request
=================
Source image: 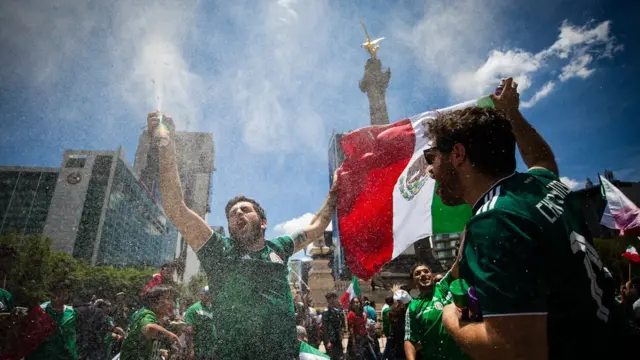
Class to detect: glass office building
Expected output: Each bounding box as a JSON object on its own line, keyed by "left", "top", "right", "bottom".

{"left": 46, "top": 149, "right": 178, "bottom": 267}
{"left": 96, "top": 157, "right": 178, "bottom": 267}
{"left": 0, "top": 167, "right": 59, "bottom": 237}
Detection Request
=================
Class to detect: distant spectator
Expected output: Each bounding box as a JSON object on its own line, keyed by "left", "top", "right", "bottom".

{"left": 364, "top": 301, "right": 377, "bottom": 322}
{"left": 347, "top": 297, "right": 368, "bottom": 359}
{"left": 322, "top": 291, "right": 345, "bottom": 360}
{"left": 141, "top": 263, "right": 176, "bottom": 295}
{"left": 27, "top": 281, "right": 79, "bottom": 360}
{"left": 184, "top": 286, "right": 216, "bottom": 360}
{"left": 381, "top": 296, "right": 393, "bottom": 337}
{"left": 73, "top": 299, "right": 110, "bottom": 360}
{"left": 120, "top": 284, "right": 181, "bottom": 360}
{"left": 364, "top": 319, "right": 382, "bottom": 360}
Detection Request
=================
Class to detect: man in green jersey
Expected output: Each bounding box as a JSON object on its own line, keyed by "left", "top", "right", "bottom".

{"left": 120, "top": 284, "right": 181, "bottom": 360}
{"left": 27, "top": 282, "right": 78, "bottom": 360}
{"left": 149, "top": 112, "right": 338, "bottom": 359}
{"left": 184, "top": 286, "right": 216, "bottom": 360}
{"left": 404, "top": 264, "right": 467, "bottom": 360}
{"left": 424, "top": 78, "right": 617, "bottom": 359}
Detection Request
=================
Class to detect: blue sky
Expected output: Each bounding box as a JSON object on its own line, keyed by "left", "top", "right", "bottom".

{"left": 1, "top": 0, "right": 638, "bottom": 244}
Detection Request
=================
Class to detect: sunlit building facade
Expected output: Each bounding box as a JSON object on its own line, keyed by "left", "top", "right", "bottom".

{"left": 43, "top": 148, "right": 178, "bottom": 267}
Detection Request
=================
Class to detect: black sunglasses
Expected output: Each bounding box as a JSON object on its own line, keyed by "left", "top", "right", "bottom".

{"left": 423, "top": 143, "right": 454, "bottom": 165}
{"left": 423, "top": 147, "right": 438, "bottom": 165}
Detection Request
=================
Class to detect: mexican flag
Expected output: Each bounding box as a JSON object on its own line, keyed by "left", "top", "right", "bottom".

{"left": 623, "top": 245, "right": 640, "bottom": 263}
{"left": 335, "top": 99, "right": 487, "bottom": 279}
{"left": 340, "top": 276, "right": 361, "bottom": 309}
{"left": 600, "top": 176, "right": 640, "bottom": 236}
{"left": 299, "top": 341, "right": 330, "bottom": 359}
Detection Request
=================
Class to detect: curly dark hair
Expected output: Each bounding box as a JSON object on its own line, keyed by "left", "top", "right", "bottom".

{"left": 224, "top": 195, "right": 267, "bottom": 222}
{"left": 427, "top": 107, "right": 516, "bottom": 177}
{"left": 409, "top": 263, "right": 431, "bottom": 279}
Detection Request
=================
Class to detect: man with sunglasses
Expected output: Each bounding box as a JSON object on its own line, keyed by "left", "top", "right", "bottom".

{"left": 425, "top": 78, "right": 615, "bottom": 359}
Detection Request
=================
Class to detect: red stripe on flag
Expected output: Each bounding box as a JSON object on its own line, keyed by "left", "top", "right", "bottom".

{"left": 623, "top": 252, "right": 640, "bottom": 263}
{"left": 337, "top": 120, "right": 415, "bottom": 279}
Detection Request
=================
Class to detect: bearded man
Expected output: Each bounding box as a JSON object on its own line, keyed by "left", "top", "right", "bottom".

{"left": 424, "top": 78, "right": 616, "bottom": 359}
{"left": 148, "top": 113, "right": 338, "bottom": 359}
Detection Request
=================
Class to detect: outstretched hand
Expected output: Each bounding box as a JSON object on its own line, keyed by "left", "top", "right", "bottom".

{"left": 490, "top": 77, "right": 520, "bottom": 117}
{"left": 147, "top": 111, "right": 176, "bottom": 138}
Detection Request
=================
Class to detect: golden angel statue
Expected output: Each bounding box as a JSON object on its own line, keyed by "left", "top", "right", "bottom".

{"left": 360, "top": 21, "right": 384, "bottom": 60}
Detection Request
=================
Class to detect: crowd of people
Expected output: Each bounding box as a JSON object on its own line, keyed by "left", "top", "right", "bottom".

{"left": 1, "top": 78, "right": 640, "bottom": 359}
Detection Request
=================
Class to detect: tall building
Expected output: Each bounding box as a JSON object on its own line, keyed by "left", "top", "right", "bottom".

{"left": 133, "top": 131, "right": 215, "bottom": 280}
{"left": 0, "top": 166, "right": 59, "bottom": 237}
{"left": 43, "top": 148, "right": 178, "bottom": 267}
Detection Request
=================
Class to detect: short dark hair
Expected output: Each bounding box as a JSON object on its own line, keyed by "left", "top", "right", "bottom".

{"left": 409, "top": 263, "right": 431, "bottom": 279}
{"left": 427, "top": 107, "right": 516, "bottom": 177}
{"left": 325, "top": 291, "right": 338, "bottom": 300}
{"left": 142, "top": 284, "right": 177, "bottom": 308}
{"left": 224, "top": 195, "right": 267, "bottom": 222}
{"left": 385, "top": 296, "right": 394, "bottom": 305}
{"left": 160, "top": 262, "right": 175, "bottom": 270}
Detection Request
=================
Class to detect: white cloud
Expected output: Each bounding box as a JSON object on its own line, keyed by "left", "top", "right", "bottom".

{"left": 559, "top": 55, "right": 594, "bottom": 81}
{"left": 273, "top": 213, "right": 314, "bottom": 235}
{"left": 398, "top": 14, "right": 622, "bottom": 106}
{"left": 521, "top": 81, "right": 555, "bottom": 108}
{"left": 560, "top": 176, "right": 583, "bottom": 190}
{"left": 273, "top": 212, "right": 333, "bottom": 235}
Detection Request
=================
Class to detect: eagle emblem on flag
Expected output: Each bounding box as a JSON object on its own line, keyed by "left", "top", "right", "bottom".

{"left": 398, "top": 155, "right": 430, "bottom": 201}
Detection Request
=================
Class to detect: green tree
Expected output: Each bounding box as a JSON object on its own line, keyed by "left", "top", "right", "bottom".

{"left": 1, "top": 234, "right": 175, "bottom": 307}
{"left": 0, "top": 233, "right": 51, "bottom": 307}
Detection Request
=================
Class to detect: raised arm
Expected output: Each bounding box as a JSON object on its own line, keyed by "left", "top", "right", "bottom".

{"left": 291, "top": 172, "right": 339, "bottom": 253}
{"left": 490, "top": 78, "right": 559, "bottom": 176}
{"left": 149, "top": 112, "right": 213, "bottom": 251}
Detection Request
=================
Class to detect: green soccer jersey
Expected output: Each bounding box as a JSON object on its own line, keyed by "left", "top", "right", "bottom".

{"left": 184, "top": 301, "right": 216, "bottom": 358}
{"left": 381, "top": 306, "right": 390, "bottom": 337}
{"left": 197, "top": 233, "right": 298, "bottom": 359}
{"left": 0, "top": 288, "right": 14, "bottom": 313}
{"left": 459, "top": 168, "right": 616, "bottom": 359}
{"left": 27, "top": 302, "right": 78, "bottom": 360}
{"left": 404, "top": 272, "right": 469, "bottom": 360}
{"left": 120, "top": 308, "right": 163, "bottom": 360}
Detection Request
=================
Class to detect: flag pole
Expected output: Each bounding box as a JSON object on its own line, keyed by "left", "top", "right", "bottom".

{"left": 289, "top": 266, "right": 310, "bottom": 291}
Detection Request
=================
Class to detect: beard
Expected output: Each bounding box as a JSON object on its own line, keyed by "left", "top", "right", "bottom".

{"left": 230, "top": 220, "right": 263, "bottom": 247}
{"left": 436, "top": 161, "right": 466, "bottom": 206}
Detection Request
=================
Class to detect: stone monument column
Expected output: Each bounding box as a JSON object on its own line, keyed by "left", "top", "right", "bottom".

{"left": 359, "top": 22, "right": 391, "bottom": 126}
{"left": 360, "top": 59, "right": 391, "bottom": 126}
{"left": 307, "top": 231, "right": 335, "bottom": 298}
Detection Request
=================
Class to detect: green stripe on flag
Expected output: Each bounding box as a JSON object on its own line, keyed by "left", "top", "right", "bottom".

{"left": 352, "top": 276, "right": 361, "bottom": 297}
{"left": 431, "top": 183, "right": 472, "bottom": 234}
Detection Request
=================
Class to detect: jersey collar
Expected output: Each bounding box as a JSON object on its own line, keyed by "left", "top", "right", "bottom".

{"left": 472, "top": 172, "right": 517, "bottom": 215}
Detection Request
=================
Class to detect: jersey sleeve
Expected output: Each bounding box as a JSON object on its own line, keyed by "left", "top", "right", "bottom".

{"left": 196, "top": 231, "right": 228, "bottom": 262}
{"left": 404, "top": 303, "right": 419, "bottom": 343}
{"left": 381, "top": 308, "right": 390, "bottom": 337}
{"left": 268, "top": 235, "right": 295, "bottom": 260}
{"left": 184, "top": 306, "right": 197, "bottom": 325}
{"left": 461, "top": 210, "right": 548, "bottom": 317}
{"left": 140, "top": 312, "right": 160, "bottom": 327}
{"left": 527, "top": 167, "right": 559, "bottom": 181}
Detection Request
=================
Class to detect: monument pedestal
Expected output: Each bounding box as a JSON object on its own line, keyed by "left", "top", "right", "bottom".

{"left": 307, "top": 246, "right": 335, "bottom": 297}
